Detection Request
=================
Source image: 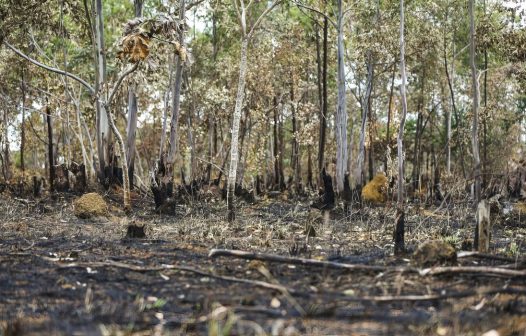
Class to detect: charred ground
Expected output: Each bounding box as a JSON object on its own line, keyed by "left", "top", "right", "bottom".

{"left": 1, "top": 189, "right": 525, "bottom": 336}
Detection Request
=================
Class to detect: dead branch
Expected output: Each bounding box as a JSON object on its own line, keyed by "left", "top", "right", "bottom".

{"left": 333, "top": 286, "right": 526, "bottom": 302}
{"left": 457, "top": 251, "right": 524, "bottom": 264}
{"left": 420, "top": 266, "right": 526, "bottom": 277}
{"left": 209, "top": 249, "right": 526, "bottom": 278}
{"left": 4, "top": 41, "right": 95, "bottom": 94}
{"left": 45, "top": 258, "right": 298, "bottom": 294}
{"left": 209, "top": 248, "right": 412, "bottom": 273}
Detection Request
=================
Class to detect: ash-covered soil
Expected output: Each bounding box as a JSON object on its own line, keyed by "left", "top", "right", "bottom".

{"left": 1, "top": 192, "right": 525, "bottom": 335}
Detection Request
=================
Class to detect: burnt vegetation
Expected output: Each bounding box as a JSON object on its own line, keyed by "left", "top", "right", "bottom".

{"left": 1, "top": 0, "right": 526, "bottom": 335}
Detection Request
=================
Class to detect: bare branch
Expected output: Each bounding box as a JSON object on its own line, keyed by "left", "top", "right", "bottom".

{"left": 4, "top": 41, "right": 96, "bottom": 95}
{"left": 420, "top": 266, "right": 526, "bottom": 277}
{"left": 232, "top": 0, "right": 243, "bottom": 34}
{"left": 186, "top": 0, "right": 206, "bottom": 11}
{"left": 291, "top": 1, "right": 337, "bottom": 29}
{"left": 209, "top": 249, "right": 408, "bottom": 273}
{"left": 106, "top": 62, "right": 140, "bottom": 106}
{"left": 247, "top": 0, "right": 282, "bottom": 39}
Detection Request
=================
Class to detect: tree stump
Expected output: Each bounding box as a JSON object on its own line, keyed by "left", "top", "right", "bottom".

{"left": 477, "top": 200, "right": 491, "bottom": 252}
{"left": 54, "top": 164, "right": 70, "bottom": 192}
{"left": 394, "top": 207, "right": 405, "bottom": 255}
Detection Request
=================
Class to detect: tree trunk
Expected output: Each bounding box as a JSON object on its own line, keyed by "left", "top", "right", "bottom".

{"left": 20, "top": 69, "right": 26, "bottom": 174}
{"left": 278, "top": 103, "right": 285, "bottom": 190}
{"left": 290, "top": 75, "right": 300, "bottom": 194}
{"left": 126, "top": 0, "right": 143, "bottom": 189}
{"left": 134, "top": 0, "right": 143, "bottom": 17}
{"left": 104, "top": 103, "right": 131, "bottom": 210}
{"left": 470, "top": 0, "right": 481, "bottom": 204}
{"left": 94, "top": 0, "right": 110, "bottom": 180}
{"left": 357, "top": 52, "right": 374, "bottom": 188}
{"left": 470, "top": 0, "right": 482, "bottom": 248}
{"left": 158, "top": 0, "right": 186, "bottom": 205}
{"left": 126, "top": 86, "right": 138, "bottom": 188}
{"left": 384, "top": 66, "right": 396, "bottom": 173}
{"left": 412, "top": 70, "right": 425, "bottom": 192}
{"left": 395, "top": 0, "right": 408, "bottom": 255}
{"left": 318, "top": 15, "right": 328, "bottom": 182}
{"left": 315, "top": 25, "right": 323, "bottom": 183}
{"left": 46, "top": 106, "right": 55, "bottom": 191}
{"left": 2, "top": 109, "right": 11, "bottom": 181}
{"left": 75, "top": 100, "right": 91, "bottom": 181}
{"left": 368, "top": 94, "right": 375, "bottom": 181}
{"left": 207, "top": 115, "right": 214, "bottom": 183}
{"left": 159, "top": 53, "right": 175, "bottom": 160}
{"left": 335, "top": 0, "right": 348, "bottom": 193}
{"left": 482, "top": 0, "right": 488, "bottom": 188}
{"left": 187, "top": 98, "right": 196, "bottom": 181}
{"left": 273, "top": 96, "right": 279, "bottom": 188}
{"left": 444, "top": 30, "right": 452, "bottom": 175}
{"left": 227, "top": 37, "right": 249, "bottom": 222}
{"left": 443, "top": 28, "right": 466, "bottom": 178}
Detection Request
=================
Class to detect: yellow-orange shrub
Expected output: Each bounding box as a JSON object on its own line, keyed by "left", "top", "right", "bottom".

{"left": 361, "top": 174, "right": 388, "bottom": 203}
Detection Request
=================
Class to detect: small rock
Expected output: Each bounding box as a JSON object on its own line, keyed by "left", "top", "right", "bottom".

{"left": 412, "top": 240, "right": 457, "bottom": 267}
{"left": 73, "top": 193, "right": 108, "bottom": 219}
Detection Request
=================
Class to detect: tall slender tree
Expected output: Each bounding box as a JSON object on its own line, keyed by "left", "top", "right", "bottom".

{"left": 227, "top": 0, "right": 281, "bottom": 221}
{"left": 335, "top": 0, "right": 348, "bottom": 193}
{"left": 470, "top": 0, "right": 482, "bottom": 249}
{"left": 394, "top": 0, "right": 408, "bottom": 255}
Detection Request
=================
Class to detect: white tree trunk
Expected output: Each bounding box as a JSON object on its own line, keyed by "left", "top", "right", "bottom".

{"left": 166, "top": 0, "right": 186, "bottom": 178}
{"left": 335, "top": 0, "right": 348, "bottom": 193}
{"left": 95, "top": 0, "right": 109, "bottom": 174}
{"left": 159, "top": 54, "right": 175, "bottom": 160}
{"left": 470, "top": 0, "right": 481, "bottom": 203}
{"left": 126, "top": 0, "right": 143, "bottom": 187}
{"left": 227, "top": 37, "right": 249, "bottom": 220}
{"left": 398, "top": 0, "right": 408, "bottom": 204}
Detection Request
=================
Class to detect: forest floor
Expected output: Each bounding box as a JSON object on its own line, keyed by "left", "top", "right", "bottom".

{"left": 1, "top": 190, "right": 526, "bottom": 336}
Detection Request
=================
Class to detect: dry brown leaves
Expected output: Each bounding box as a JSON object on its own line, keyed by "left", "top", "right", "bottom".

{"left": 117, "top": 34, "right": 150, "bottom": 63}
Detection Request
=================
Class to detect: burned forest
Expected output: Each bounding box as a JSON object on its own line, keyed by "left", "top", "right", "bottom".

{"left": 1, "top": 0, "right": 526, "bottom": 335}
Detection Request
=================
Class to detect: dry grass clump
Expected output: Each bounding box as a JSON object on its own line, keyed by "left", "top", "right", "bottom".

{"left": 73, "top": 193, "right": 108, "bottom": 219}
{"left": 361, "top": 174, "right": 388, "bottom": 203}
{"left": 412, "top": 240, "right": 457, "bottom": 267}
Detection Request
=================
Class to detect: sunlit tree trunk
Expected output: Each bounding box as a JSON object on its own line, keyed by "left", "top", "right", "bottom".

{"left": 126, "top": 0, "right": 143, "bottom": 189}
{"left": 470, "top": 0, "right": 481, "bottom": 203}
{"left": 165, "top": 0, "right": 186, "bottom": 184}
{"left": 470, "top": 0, "right": 482, "bottom": 248}
{"left": 228, "top": 37, "right": 249, "bottom": 221}
{"left": 394, "top": 0, "right": 408, "bottom": 255}
{"left": 335, "top": 0, "right": 348, "bottom": 193}
{"left": 384, "top": 66, "right": 395, "bottom": 173}
{"left": 159, "top": 54, "right": 175, "bottom": 161}
{"left": 20, "top": 69, "right": 26, "bottom": 174}
{"left": 319, "top": 15, "right": 328, "bottom": 182}
{"left": 227, "top": 0, "right": 280, "bottom": 220}
{"left": 94, "top": 0, "right": 110, "bottom": 179}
